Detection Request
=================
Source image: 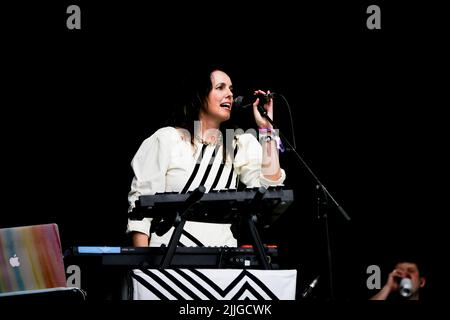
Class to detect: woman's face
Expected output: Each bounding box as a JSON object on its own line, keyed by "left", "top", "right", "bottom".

{"left": 202, "top": 70, "right": 233, "bottom": 123}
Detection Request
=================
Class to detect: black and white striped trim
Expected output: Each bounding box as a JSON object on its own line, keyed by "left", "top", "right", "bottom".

{"left": 130, "top": 269, "right": 281, "bottom": 300}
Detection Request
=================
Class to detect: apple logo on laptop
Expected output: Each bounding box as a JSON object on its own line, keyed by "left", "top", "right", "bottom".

{"left": 9, "top": 254, "right": 20, "bottom": 268}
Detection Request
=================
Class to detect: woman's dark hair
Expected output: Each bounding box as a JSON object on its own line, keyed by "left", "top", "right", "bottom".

{"left": 166, "top": 63, "right": 236, "bottom": 162}
{"left": 167, "top": 64, "right": 214, "bottom": 136}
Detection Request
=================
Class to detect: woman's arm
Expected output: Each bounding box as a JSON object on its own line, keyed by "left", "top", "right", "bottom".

{"left": 260, "top": 132, "right": 282, "bottom": 181}
{"left": 126, "top": 127, "right": 175, "bottom": 245}
{"left": 131, "top": 231, "right": 150, "bottom": 247}
{"left": 251, "top": 89, "right": 282, "bottom": 181}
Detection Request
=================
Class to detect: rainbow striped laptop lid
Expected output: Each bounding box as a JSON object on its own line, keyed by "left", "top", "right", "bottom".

{"left": 0, "top": 223, "right": 67, "bottom": 294}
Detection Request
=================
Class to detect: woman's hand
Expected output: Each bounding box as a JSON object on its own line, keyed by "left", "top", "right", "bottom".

{"left": 252, "top": 89, "right": 273, "bottom": 129}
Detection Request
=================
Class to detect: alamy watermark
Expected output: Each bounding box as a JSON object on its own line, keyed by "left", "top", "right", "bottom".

{"left": 66, "top": 5, "right": 381, "bottom": 31}
{"left": 66, "top": 264, "right": 81, "bottom": 288}
{"left": 177, "top": 120, "right": 281, "bottom": 176}
{"left": 366, "top": 264, "right": 381, "bottom": 289}
{"left": 366, "top": 5, "right": 381, "bottom": 30}
{"left": 66, "top": 5, "right": 81, "bottom": 30}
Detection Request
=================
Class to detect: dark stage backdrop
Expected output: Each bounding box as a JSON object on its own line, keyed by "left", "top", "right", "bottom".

{"left": 2, "top": 1, "right": 445, "bottom": 301}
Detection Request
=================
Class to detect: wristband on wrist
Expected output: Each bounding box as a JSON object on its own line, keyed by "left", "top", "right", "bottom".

{"left": 258, "top": 128, "right": 272, "bottom": 134}
{"left": 258, "top": 128, "right": 285, "bottom": 152}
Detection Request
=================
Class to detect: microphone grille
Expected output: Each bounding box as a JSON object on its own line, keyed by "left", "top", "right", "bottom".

{"left": 233, "top": 96, "right": 244, "bottom": 107}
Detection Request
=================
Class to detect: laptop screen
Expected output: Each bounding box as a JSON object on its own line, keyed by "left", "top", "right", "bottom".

{"left": 0, "top": 223, "right": 67, "bottom": 294}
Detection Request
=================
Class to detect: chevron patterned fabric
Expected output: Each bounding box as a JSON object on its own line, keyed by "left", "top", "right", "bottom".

{"left": 130, "top": 269, "right": 297, "bottom": 300}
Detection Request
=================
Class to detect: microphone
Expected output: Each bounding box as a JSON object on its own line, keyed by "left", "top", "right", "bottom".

{"left": 399, "top": 278, "right": 413, "bottom": 298}
{"left": 301, "top": 276, "right": 320, "bottom": 299}
{"left": 233, "top": 93, "right": 274, "bottom": 109}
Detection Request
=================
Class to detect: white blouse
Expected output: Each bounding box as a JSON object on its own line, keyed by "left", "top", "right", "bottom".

{"left": 127, "top": 126, "right": 286, "bottom": 247}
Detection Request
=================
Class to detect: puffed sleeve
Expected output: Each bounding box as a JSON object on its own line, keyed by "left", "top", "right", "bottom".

{"left": 234, "top": 133, "right": 286, "bottom": 188}
{"left": 126, "top": 127, "right": 175, "bottom": 236}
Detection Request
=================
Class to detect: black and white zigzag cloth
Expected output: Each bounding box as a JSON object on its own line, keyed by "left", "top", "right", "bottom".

{"left": 130, "top": 269, "right": 297, "bottom": 300}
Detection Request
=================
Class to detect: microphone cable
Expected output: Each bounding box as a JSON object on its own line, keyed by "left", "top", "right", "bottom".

{"left": 273, "top": 92, "right": 297, "bottom": 150}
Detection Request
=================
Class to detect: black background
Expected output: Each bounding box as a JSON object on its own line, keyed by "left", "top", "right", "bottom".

{"left": 2, "top": 1, "right": 447, "bottom": 303}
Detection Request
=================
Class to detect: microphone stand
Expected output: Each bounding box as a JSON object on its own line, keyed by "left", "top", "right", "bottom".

{"left": 256, "top": 104, "right": 351, "bottom": 300}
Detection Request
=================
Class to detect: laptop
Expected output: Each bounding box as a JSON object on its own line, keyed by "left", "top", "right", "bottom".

{"left": 0, "top": 223, "right": 67, "bottom": 296}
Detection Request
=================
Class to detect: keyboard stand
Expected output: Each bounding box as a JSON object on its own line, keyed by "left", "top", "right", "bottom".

{"left": 158, "top": 186, "right": 273, "bottom": 270}
{"left": 159, "top": 186, "right": 206, "bottom": 269}
{"left": 245, "top": 187, "right": 272, "bottom": 270}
